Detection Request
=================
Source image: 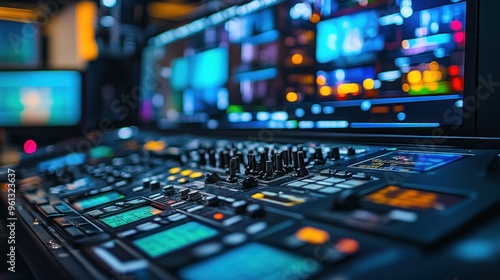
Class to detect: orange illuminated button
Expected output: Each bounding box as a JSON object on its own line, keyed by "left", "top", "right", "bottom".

{"left": 334, "top": 238, "right": 359, "bottom": 255}
{"left": 213, "top": 213, "right": 224, "bottom": 220}
{"left": 144, "top": 141, "right": 166, "bottom": 152}
{"left": 295, "top": 226, "right": 330, "bottom": 245}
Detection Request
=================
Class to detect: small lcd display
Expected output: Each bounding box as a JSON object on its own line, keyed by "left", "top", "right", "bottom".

{"left": 364, "top": 185, "right": 464, "bottom": 211}
{"left": 179, "top": 243, "right": 321, "bottom": 280}
{"left": 101, "top": 206, "right": 162, "bottom": 228}
{"left": 350, "top": 151, "right": 463, "bottom": 173}
{"left": 133, "top": 222, "right": 218, "bottom": 258}
{"left": 72, "top": 191, "right": 124, "bottom": 211}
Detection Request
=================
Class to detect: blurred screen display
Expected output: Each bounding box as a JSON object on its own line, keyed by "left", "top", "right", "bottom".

{"left": 0, "top": 71, "right": 82, "bottom": 127}
{"left": 0, "top": 20, "right": 39, "bottom": 67}
{"left": 142, "top": 0, "right": 468, "bottom": 131}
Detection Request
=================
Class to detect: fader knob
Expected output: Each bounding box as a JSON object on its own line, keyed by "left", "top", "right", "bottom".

{"left": 180, "top": 188, "right": 190, "bottom": 200}
{"left": 330, "top": 147, "right": 340, "bottom": 160}
{"left": 331, "top": 190, "right": 360, "bottom": 210}
{"left": 242, "top": 176, "right": 258, "bottom": 190}
{"left": 209, "top": 150, "right": 216, "bottom": 167}
{"left": 162, "top": 185, "right": 175, "bottom": 195}
{"left": 226, "top": 158, "right": 238, "bottom": 182}
{"left": 347, "top": 147, "right": 356, "bottom": 156}
{"left": 247, "top": 204, "right": 265, "bottom": 218}
{"left": 150, "top": 180, "right": 160, "bottom": 190}
{"left": 232, "top": 200, "right": 247, "bottom": 215}
{"left": 296, "top": 151, "right": 309, "bottom": 177}
{"left": 205, "top": 172, "right": 220, "bottom": 184}
{"left": 265, "top": 160, "right": 274, "bottom": 180}
{"left": 205, "top": 196, "right": 219, "bottom": 206}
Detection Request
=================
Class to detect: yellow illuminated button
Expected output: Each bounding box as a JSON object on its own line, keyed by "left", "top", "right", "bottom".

{"left": 167, "top": 175, "right": 177, "bottom": 181}
{"left": 189, "top": 172, "right": 203, "bottom": 179}
{"left": 177, "top": 178, "right": 188, "bottom": 184}
{"left": 169, "top": 167, "right": 181, "bottom": 174}
{"left": 144, "top": 141, "right": 166, "bottom": 152}
{"left": 251, "top": 193, "right": 265, "bottom": 199}
{"left": 180, "top": 170, "right": 193, "bottom": 176}
{"left": 295, "top": 226, "right": 330, "bottom": 245}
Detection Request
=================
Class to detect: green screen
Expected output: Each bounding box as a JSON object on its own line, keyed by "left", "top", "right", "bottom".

{"left": 101, "top": 206, "right": 162, "bottom": 228}
{"left": 133, "top": 222, "right": 218, "bottom": 258}
{"left": 72, "top": 191, "right": 124, "bottom": 211}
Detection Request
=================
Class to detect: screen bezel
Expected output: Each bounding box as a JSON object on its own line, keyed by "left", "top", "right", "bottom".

{"left": 145, "top": 0, "right": 478, "bottom": 140}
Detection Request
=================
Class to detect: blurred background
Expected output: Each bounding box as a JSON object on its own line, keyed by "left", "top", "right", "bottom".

{"left": 0, "top": 0, "right": 236, "bottom": 165}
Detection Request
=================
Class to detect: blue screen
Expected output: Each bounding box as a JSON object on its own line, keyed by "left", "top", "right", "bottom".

{"left": 0, "top": 20, "right": 39, "bottom": 67}
{"left": 0, "top": 71, "right": 82, "bottom": 126}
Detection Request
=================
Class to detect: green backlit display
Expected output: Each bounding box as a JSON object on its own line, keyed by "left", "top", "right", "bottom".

{"left": 133, "top": 222, "right": 218, "bottom": 258}
{"left": 101, "top": 206, "right": 162, "bottom": 228}
{"left": 72, "top": 191, "right": 124, "bottom": 211}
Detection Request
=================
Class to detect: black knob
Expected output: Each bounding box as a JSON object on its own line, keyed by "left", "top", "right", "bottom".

{"left": 179, "top": 188, "right": 190, "bottom": 200}
{"left": 246, "top": 153, "right": 258, "bottom": 175}
{"left": 199, "top": 149, "right": 207, "bottom": 166}
{"left": 162, "top": 185, "right": 175, "bottom": 195}
{"left": 265, "top": 160, "right": 274, "bottom": 180}
{"left": 232, "top": 200, "right": 247, "bottom": 215}
{"left": 207, "top": 150, "right": 216, "bottom": 167}
{"left": 226, "top": 158, "right": 238, "bottom": 182}
{"left": 142, "top": 178, "right": 151, "bottom": 188}
{"left": 330, "top": 147, "right": 340, "bottom": 160}
{"left": 223, "top": 151, "right": 231, "bottom": 168}
{"left": 205, "top": 196, "right": 219, "bottom": 206}
{"left": 247, "top": 204, "right": 265, "bottom": 218}
{"left": 242, "top": 176, "right": 258, "bottom": 190}
{"left": 188, "top": 190, "right": 202, "bottom": 201}
{"left": 292, "top": 150, "right": 299, "bottom": 169}
{"left": 275, "top": 153, "right": 285, "bottom": 174}
{"left": 150, "top": 180, "right": 160, "bottom": 190}
{"left": 259, "top": 152, "right": 268, "bottom": 176}
{"left": 205, "top": 172, "right": 220, "bottom": 184}
{"left": 296, "top": 151, "right": 309, "bottom": 177}
{"left": 314, "top": 147, "right": 323, "bottom": 160}
{"left": 236, "top": 151, "right": 245, "bottom": 166}
{"left": 347, "top": 147, "right": 356, "bottom": 156}
{"left": 332, "top": 190, "right": 360, "bottom": 210}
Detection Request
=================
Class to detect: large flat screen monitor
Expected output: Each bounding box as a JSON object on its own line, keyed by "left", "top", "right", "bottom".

{"left": 141, "top": 0, "right": 474, "bottom": 135}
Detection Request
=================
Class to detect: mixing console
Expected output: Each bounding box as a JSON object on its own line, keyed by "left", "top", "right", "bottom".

{"left": 3, "top": 129, "right": 500, "bottom": 279}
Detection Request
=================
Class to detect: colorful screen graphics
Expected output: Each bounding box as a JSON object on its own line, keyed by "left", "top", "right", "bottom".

{"left": 0, "top": 71, "right": 82, "bottom": 126}
{"left": 364, "top": 185, "right": 465, "bottom": 211}
{"left": 349, "top": 151, "right": 463, "bottom": 173}
{"left": 142, "top": 0, "right": 468, "bottom": 131}
{"left": 100, "top": 206, "right": 163, "bottom": 228}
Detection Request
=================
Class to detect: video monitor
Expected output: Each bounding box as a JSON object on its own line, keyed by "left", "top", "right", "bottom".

{"left": 0, "top": 20, "right": 40, "bottom": 67}
{"left": 0, "top": 70, "right": 82, "bottom": 127}
{"left": 141, "top": 0, "right": 472, "bottom": 134}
